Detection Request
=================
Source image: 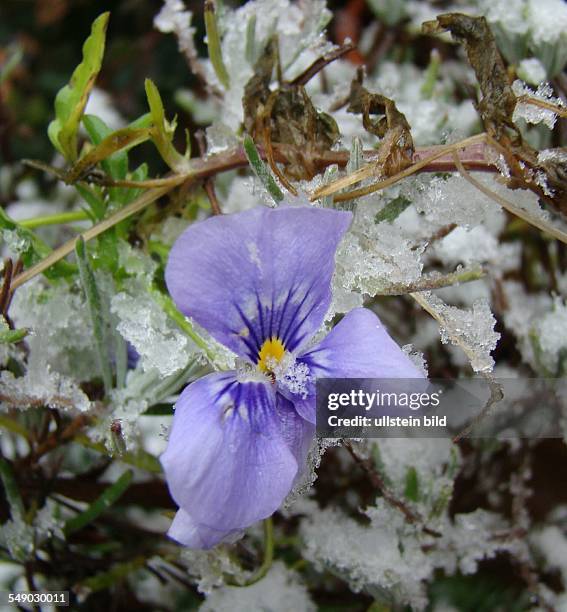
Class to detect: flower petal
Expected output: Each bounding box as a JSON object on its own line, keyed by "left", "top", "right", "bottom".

{"left": 274, "top": 393, "right": 315, "bottom": 475}
{"left": 165, "top": 206, "right": 351, "bottom": 361}
{"left": 161, "top": 372, "right": 298, "bottom": 547}
{"left": 168, "top": 509, "right": 241, "bottom": 549}
{"left": 297, "top": 308, "right": 425, "bottom": 422}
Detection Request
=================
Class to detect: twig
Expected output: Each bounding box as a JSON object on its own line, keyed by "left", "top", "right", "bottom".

{"left": 345, "top": 442, "right": 442, "bottom": 537}
{"left": 452, "top": 152, "right": 567, "bottom": 245}
{"left": 291, "top": 42, "right": 355, "bottom": 86}
{"left": 195, "top": 131, "right": 222, "bottom": 215}
{"left": 14, "top": 140, "right": 497, "bottom": 291}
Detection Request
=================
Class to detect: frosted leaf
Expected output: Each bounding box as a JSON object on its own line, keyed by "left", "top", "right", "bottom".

{"left": 154, "top": 0, "right": 197, "bottom": 65}
{"left": 431, "top": 509, "right": 518, "bottom": 576}
{"left": 402, "top": 344, "right": 428, "bottom": 376}
{"left": 538, "top": 148, "right": 567, "bottom": 165}
{"left": 512, "top": 80, "right": 563, "bottom": 129}
{"left": 414, "top": 175, "right": 510, "bottom": 230}
{"left": 433, "top": 226, "right": 499, "bottom": 266}
{"left": 327, "top": 279, "right": 364, "bottom": 320}
{"left": 335, "top": 215, "right": 424, "bottom": 296}
{"left": 530, "top": 526, "right": 567, "bottom": 581}
{"left": 422, "top": 293, "right": 500, "bottom": 373}
{"left": 117, "top": 241, "right": 157, "bottom": 281}
{"left": 2, "top": 515, "right": 35, "bottom": 562}
{"left": 301, "top": 501, "right": 431, "bottom": 609}
{"left": 181, "top": 548, "right": 245, "bottom": 594}
{"left": 9, "top": 280, "right": 97, "bottom": 381}
{"left": 111, "top": 284, "right": 193, "bottom": 377}
{"left": 150, "top": 216, "right": 190, "bottom": 245}
{"left": 200, "top": 562, "right": 316, "bottom": 612}
{"left": 526, "top": 0, "right": 567, "bottom": 46}
{"left": 0, "top": 368, "right": 91, "bottom": 413}
{"left": 533, "top": 296, "right": 567, "bottom": 374}
{"left": 205, "top": 122, "right": 240, "bottom": 154}
{"left": 517, "top": 58, "right": 547, "bottom": 86}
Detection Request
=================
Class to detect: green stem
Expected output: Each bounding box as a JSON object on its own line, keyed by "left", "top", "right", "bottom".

{"left": 239, "top": 517, "right": 274, "bottom": 586}
{"left": 205, "top": 0, "right": 230, "bottom": 90}
{"left": 152, "top": 289, "right": 218, "bottom": 364}
{"left": 19, "top": 210, "right": 90, "bottom": 229}
{"left": 75, "top": 236, "right": 113, "bottom": 394}
{"left": 421, "top": 49, "right": 441, "bottom": 99}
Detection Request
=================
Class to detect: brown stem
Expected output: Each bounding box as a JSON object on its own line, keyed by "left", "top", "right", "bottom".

{"left": 291, "top": 42, "right": 356, "bottom": 87}
{"left": 19, "top": 413, "right": 91, "bottom": 468}
{"left": 345, "top": 442, "right": 442, "bottom": 537}
{"left": 195, "top": 130, "right": 222, "bottom": 215}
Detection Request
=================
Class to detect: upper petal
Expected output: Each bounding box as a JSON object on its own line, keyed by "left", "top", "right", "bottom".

{"left": 161, "top": 372, "right": 298, "bottom": 545}
{"left": 165, "top": 206, "right": 351, "bottom": 361}
{"left": 298, "top": 308, "right": 425, "bottom": 421}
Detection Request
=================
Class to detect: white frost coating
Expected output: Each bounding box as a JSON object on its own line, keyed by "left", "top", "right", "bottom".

{"left": 426, "top": 293, "right": 500, "bottom": 373}
{"left": 433, "top": 226, "right": 499, "bottom": 266}
{"left": 533, "top": 297, "right": 567, "bottom": 374}
{"left": 269, "top": 353, "right": 312, "bottom": 398}
{"left": 301, "top": 501, "right": 432, "bottom": 609}
{"left": 336, "top": 210, "right": 424, "bottom": 296}
{"left": 203, "top": 0, "right": 332, "bottom": 130}
{"left": 200, "top": 562, "right": 316, "bottom": 612}
{"left": 517, "top": 58, "right": 547, "bottom": 86}
{"left": 512, "top": 80, "right": 563, "bottom": 130}
{"left": 154, "top": 0, "right": 196, "bottom": 61}
{"left": 181, "top": 548, "right": 246, "bottom": 595}
{"left": 111, "top": 285, "right": 191, "bottom": 377}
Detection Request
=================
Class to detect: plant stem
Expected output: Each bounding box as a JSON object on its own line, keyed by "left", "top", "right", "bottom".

{"left": 19, "top": 210, "right": 90, "bottom": 229}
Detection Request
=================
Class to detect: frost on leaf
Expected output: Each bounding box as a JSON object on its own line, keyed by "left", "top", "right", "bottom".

{"left": 200, "top": 562, "right": 316, "bottom": 612}
{"left": 512, "top": 80, "right": 564, "bottom": 129}
{"left": 111, "top": 282, "right": 193, "bottom": 377}
{"left": 419, "top": 292, "right": 500, "bottom": 373}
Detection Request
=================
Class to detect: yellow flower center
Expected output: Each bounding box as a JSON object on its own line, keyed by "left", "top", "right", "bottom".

{"left": 257, "top": 337, "right": 285, "bottom": 372}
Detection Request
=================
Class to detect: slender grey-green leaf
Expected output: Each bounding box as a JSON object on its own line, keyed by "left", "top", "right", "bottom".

{"left": 64, "top": 469, "right": 133, "bottom": 536}
{"left": 243, "top": 135, "right": 284, "bottom": 203}
{"left": 0, "top": 457, "right": 25, "bottom": 519}
{"left": 75, "top": 236, "right": 113, "bottom": 393}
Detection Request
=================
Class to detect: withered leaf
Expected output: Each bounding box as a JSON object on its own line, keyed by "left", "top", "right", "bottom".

{"left": 423, "top": 13, "right": 567, "bottom": 215}
{"left": 347, "top": 68, "right": 414, "bottom": 177}
{"left": 242, "top": 36, "right": 340, "bottom": 181}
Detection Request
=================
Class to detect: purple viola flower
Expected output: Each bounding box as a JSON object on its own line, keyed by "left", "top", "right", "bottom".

{"left": 161, "top": 205, "right": 423, "bottom": 548}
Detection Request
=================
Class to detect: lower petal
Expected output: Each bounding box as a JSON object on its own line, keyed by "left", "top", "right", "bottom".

{"left": 160, "top": 372, "right": 298, "bottom": 546}
{"left": 168, "top": 509, "right": 242, "bottom": 549}
{"left": 274, "top": 394, "right": 315, "bottom": 475}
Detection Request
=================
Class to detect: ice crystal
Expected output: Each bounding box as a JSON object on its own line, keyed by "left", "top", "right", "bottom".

{"left": 111, "top": 284, "right": 193, "bottom": 377}
{"left": 512, "top": 80, "right": 563, "bottom": 129}
{"left": 200, "top": 562, "right": 316, "bottom": 612}
{"left": 425, "top": 293, "right": 500, "bottom": 373}
{"left": 269, "top": 353, "right": 312, "bottom": 399}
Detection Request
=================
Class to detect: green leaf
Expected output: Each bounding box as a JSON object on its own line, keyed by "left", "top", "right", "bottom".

{"left": 67, "top": 125, "right": 151, "bottom": 184}
{"left": 0, "top": 326, "right": 28, "bottom": 344}
{"left": 75, "top": 236, "right": 113, "bottom": 393}
{"left": 204, "top": 0, "right": 230, "bottom": 89}
{"left": 0, "top": 207, "right": 76, "bottom": 279}
{"left": 374, "top": 195, "right": 412, "bottom": 224}
{"left": 403, "top": 466, "right": 420, "bottom": 502}
{"left": 0, "top": 457, "right": 25, "bottom": 519}
{"left": 145, "top": 78, "right": 190, "bottom": 172}
{"left": 64, "top": 469, "right": 133, "bottom": 536}
{"left": 243, "top": 135, "right": 284, "bottom": 203}
{"left": 48, "top": 12, "right": 110, "bottom": 161}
